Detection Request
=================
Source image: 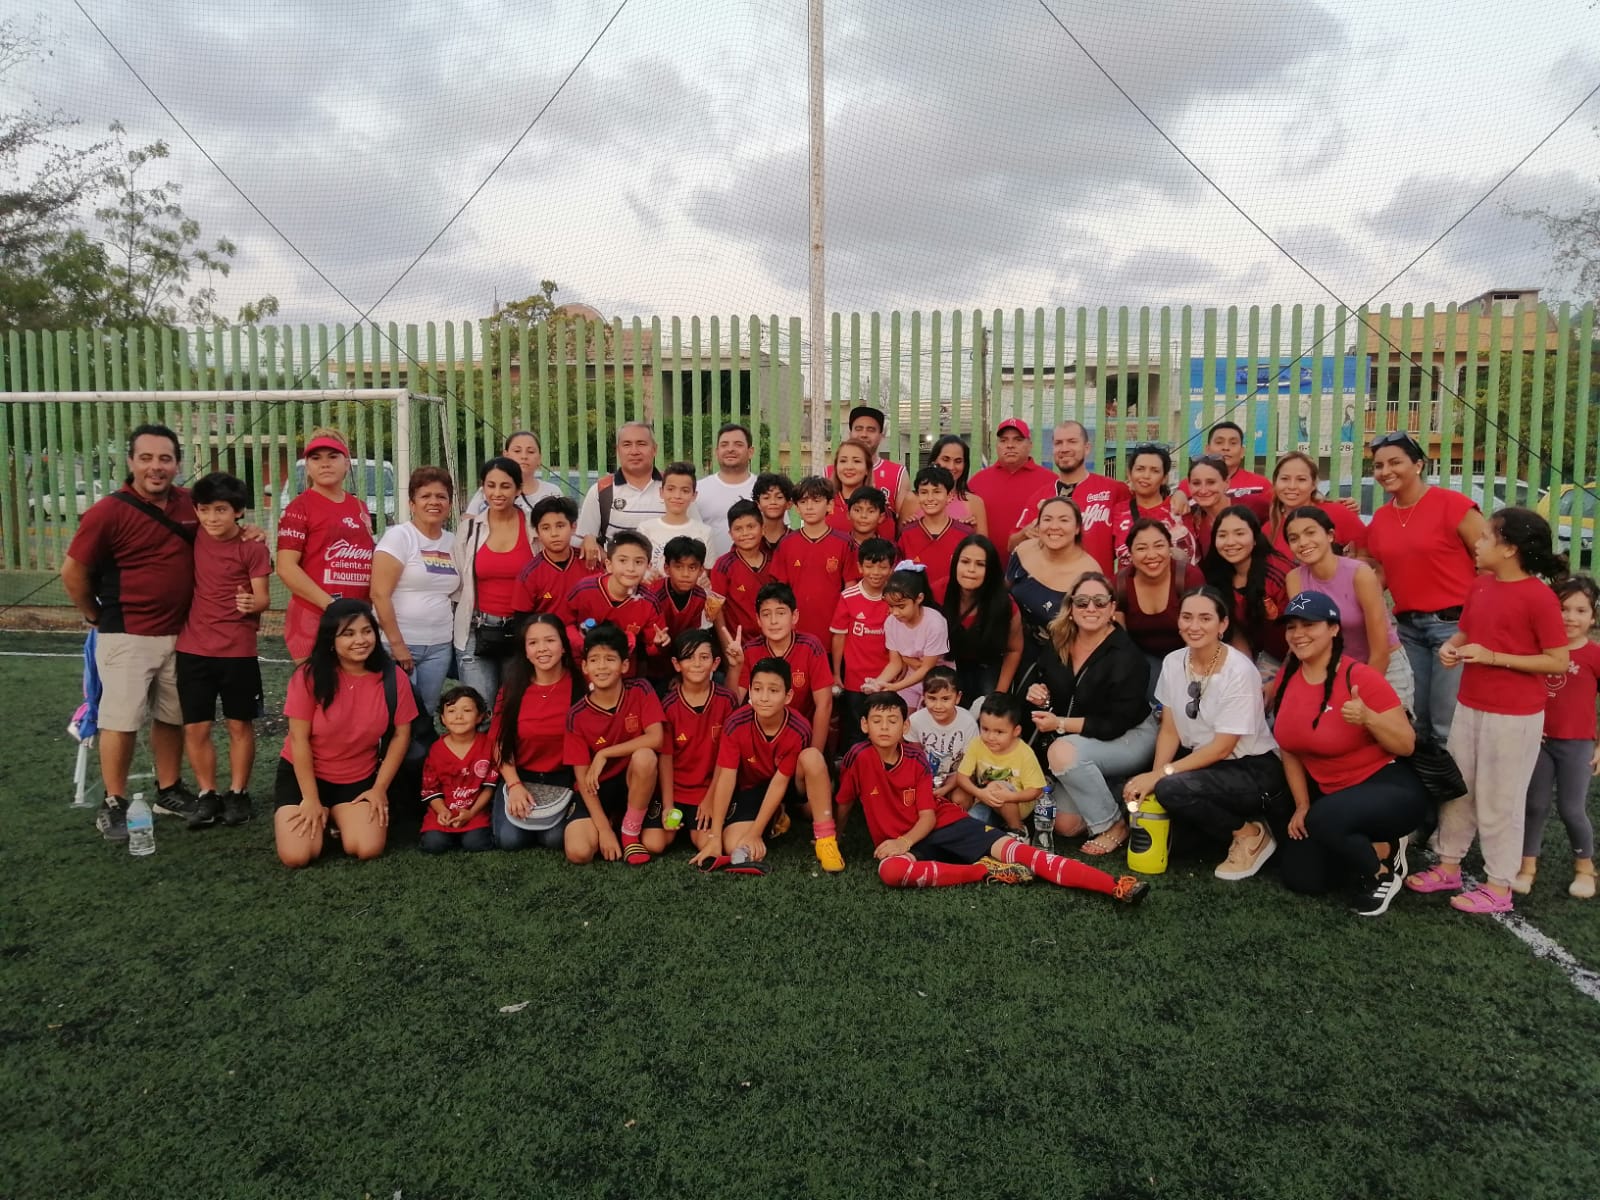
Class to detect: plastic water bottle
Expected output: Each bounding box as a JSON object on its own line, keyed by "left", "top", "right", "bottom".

{"left": 1033, "top": 784, "right": 1056, "bottom": 853}
{"left": 127, "top": 792, "right": 155, "bottom": 857}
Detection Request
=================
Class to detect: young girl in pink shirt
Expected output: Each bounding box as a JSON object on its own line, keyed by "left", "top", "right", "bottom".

{"left": 865, "top": 566, "right": 949, "bottom": 712}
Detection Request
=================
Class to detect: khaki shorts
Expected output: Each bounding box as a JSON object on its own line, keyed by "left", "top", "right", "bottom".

{"left": 95, "top": 633, "right": 182, "bottom": 732}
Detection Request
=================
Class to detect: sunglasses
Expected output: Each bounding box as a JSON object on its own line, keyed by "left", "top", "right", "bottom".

{"left": 1129, "top": 442, "right": 1171, "bottom": 457}
{"left": 1071, "top": 594, "right": 1114, "bottom": 609}
{"left": 1185, "top": 679, "right": 1203, "bottom": 721}
{"left": 1369, "top": 430, "right": 1421, "bottom": 453}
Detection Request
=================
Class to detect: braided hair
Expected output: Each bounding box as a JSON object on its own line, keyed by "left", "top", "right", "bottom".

{"left": 1271, "top": 629, "right": 1346, "bottom": 729}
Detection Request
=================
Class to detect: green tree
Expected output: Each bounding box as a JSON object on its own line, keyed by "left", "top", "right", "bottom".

{"left": 1468, "top": 330, "right": 1600, "bottom": 485}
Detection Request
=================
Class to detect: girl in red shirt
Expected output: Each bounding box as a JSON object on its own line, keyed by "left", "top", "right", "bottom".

{"left": 1265, "top": 451, "right": 1366, "bottom": 555}
{"left": 1114, "top": 443, "right": 1198, "bottom": 572}
{"left": 275, "top": 599, "right": 416, "bottom": 868}
{"left": 1200, "top": 505, "right": 1291, "bottom": 677}
{"left": 490, "top": 613, "right": 585, "bottom": 852}
{"left": 1406, "top": 508, "right": 1570, "bottom": 914}
{"left": 1519, "top": 576, "right": 1600, "bottom": 899}
{"left": 276, "top": 431, "right": 376, "bottom": 662}
{"left": 419, "top": 686, "right": 496, "bottom": 853}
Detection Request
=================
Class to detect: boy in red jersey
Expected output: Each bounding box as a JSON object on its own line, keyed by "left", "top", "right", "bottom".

{"left": 753, "top": 472, "right": 795, "bottom": 550}
{"left": 560, "top": 530, "right": 667, "bottom": 675}
{"left": 830, "top": 537, "right": 895, "bottom": 755}
{"left": 897, "top": 465, "right": 975, "bottom": 604}
{"left": 563, "top": 622, "right": 665, "bottom": 866}
{"left": 726, "top": 582, "right": 834, "bottom": 730}
{"left": 645, "top": 535, "right": 710, "bottom": 692}
{"left": 708, "top": 499, "right": 773, "bottom": 648}
{"left": 660, "top": 629, "right": 738, "bottom": 852}
{"left": 692, "top": 656, "right": 844, "bottom": 872}
{"left": 838, "top": 692, "right": 1148, "bottom": 902}
{"left": 773, "top": 475, "right": 857, "bottom": 645}
{"left": 511, "top": 496, "right": 598, "bottom": 616}
{"left": 836, "top": 485, "right": 896, "bottom": 547}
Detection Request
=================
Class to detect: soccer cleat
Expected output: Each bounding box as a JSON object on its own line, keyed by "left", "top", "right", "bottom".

{"left": 153, "top": 781, "right": 201, "bottom": 821}
{"left": 1353, "top": 872, "right": 1403, "bottom": 918}
{"left": 221, "top": 790, "right": 254, "bottom": 827}
{"left": 813, "top": 835, "right": 845, "bottom": 874}
{"left": 187, "top": 790, "right": 222, "bottom": 829}
{"left": 979, "top": 856, "right": 1032, "bottom": 886}
{"left": 1110, "top": 875, "right": 1149, "bottom": 905}
{"left": 96, "top": 795, "right": 128, "bottom": 842}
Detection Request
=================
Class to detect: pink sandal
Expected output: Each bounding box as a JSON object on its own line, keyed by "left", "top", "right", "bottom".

{"left": 1450, "top": 885, "right": 1513, "bottom": 914}
{"left": 1404, "top": 865, "right": 1461, "bottom": 894}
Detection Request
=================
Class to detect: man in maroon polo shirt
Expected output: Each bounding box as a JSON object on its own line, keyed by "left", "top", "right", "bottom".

{"left": 967, "top": 418, "right": 1055, "bottom": 544}
{"left": 1007, "top": 420, "right": 1131, "bottom": 574}
{"left": 1177, "top": 420, "right": 1271, "bottom": 518}
{"left": 62, "top": 424, "right": 204, "bottom": 838}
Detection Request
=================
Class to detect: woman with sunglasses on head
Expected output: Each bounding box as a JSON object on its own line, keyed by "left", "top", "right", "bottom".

{"left": 1115, "top": 443, "right": 1198, "bottom": 572}
{"left": 1181, "top": 455, "right": 1232, "bottom": 560}
{"left": 925, "top": 435, "right": 989, "bottom": 540}
{"left": 1364, "top": 430, "right": 1489, "bottom": 743}
{"left": 1265, "top": 451, "right": 1366, "bottom": 557}
{"left": 1268, "top": 591, "right": 1427, "bottom": 915}
{"left": 1123, "top": 586, "right": 1284, "bottom": 882}
{"left": 1025, "top": 573, "right": 1156, "bottom": 855}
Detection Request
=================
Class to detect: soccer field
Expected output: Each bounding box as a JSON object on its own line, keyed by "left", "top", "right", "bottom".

{"left": 2, "top": 629, "right": 1597, "bottom": 1200}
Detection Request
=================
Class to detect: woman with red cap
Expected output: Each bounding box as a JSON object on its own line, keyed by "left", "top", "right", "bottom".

{"left": 276, "top": 430, "right": 375, "bottom": 663}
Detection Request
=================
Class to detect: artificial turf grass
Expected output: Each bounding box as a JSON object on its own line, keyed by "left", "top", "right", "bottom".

{"left": 3, "top": 629, "right": 1600, "bottom": 1199}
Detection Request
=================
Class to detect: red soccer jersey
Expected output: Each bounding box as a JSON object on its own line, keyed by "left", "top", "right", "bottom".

{"left": 280, "top": 666, "right": 417, "bottom": 785}
{"left": 661, "top": 682, "right": 738, "bottom": 805}
{"left": 563, "top": 680, "right": 666, "bottom": 782}
{"left": 278, "top": 489, "right": 375, "bottom": 657}
{"left": 1017, "top": 471, "right": 1129, "bottom": 576}
{"left": 829, "top": 584, "right": 891, "bottom": 690}
{"left": 826, "top": 495, "right": 898, "bottom": 543}
{"left": 836, "top": 742, "right": 968, "bottom": 845}
{"left": 489, "top": 674, "right": 578, "bottom": 772}
{"left": 896, "top": 518, "right": 974, "bottom": 604}
{"left": 1457, "top": 575, "right": 1570, "bottom": 716}
{"left": 708, "top": 547, "right": 774, "bottom": 641}
{"left": 561, "top": 576, "right": 666, "bottom": 671}
{"left": 420, "top": 731, "right": 496, "bottom": 834}
{"left": 1272, "top": 660, "right": 1400, "bottom": 793}
{"left": 716, "top": 705, "right": 811, "bottom": 791}
{"left": 739, "top": 632, "right": 833, "bottom": 720}
{"left": 772, "top": 528, "right": 856, "bottom": 645}
{"left": 177, "top": 532, "right": 272, "bottom": 658}
{"left": 645, "top": 583, "right": 709, "bottom": 681}
{"left": 1544, "top": 640, "right": 1600, "bottom": 741}
{"left": 67, "top": 485, "right": 199, "bottom": 636}
{"left": 512, "top": 550, "right": 598, "bottom": 615}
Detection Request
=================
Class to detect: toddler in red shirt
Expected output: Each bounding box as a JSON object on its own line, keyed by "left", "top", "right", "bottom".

{"left": 420, "top": 686, "right": 497, "bottom": 853}
{"left": 1519, "top": 576, "right": 1600, "bottom": 899}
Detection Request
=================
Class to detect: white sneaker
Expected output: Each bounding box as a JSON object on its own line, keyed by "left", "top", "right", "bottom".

{"left": 1214, "top": 822, "right": 1277, "bottom": 881}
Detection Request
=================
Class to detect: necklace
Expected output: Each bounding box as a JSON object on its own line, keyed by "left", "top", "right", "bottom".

{"left": 1392, "top": 485, "right": 1428, "bottom": 531}
{"left": 1186, "top": 643, "right": 1223, "bottom": 683}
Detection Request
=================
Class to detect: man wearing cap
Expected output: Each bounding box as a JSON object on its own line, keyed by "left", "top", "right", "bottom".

{"left": 276, "top": 430, "right": 375, "bottom": 662}
{"left": 828, "top": 404, "right": 909, "bottom": 517}
{"left": 577, "top": 422, "right": 684, "bottom": 567}
{"left": 1008, "top": 420, "right": 1130, "bottom": 575}
{"left": 61, "top": 423, "right": 206, "bottom": 835}
{"left": 967, "top": 417, "right": 1056, "bottom": 544}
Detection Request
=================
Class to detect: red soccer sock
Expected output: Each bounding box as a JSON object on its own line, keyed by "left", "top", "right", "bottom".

{"left": 814, "top": 818, "right": 837, "bottom": 841}
{"left": 620, "top": 809, "right": 645, "bottom": 839}
{"left": 878, "top": 856, "right": 988, "bottom": 888}
{"left": 1003, "top": 840, "right": 1115, "bottom": 895}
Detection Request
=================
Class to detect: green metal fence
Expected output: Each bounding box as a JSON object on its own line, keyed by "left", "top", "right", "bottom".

{"left": 2, "top": 303, "right": 1596, "bottom": 589}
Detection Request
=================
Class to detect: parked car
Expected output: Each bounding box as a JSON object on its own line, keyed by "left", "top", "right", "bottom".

{"left": 1331, "top": 474, "right": 1547, "bottom": 524}
{"left": 28, "top": 479, "right": 106, "bottom": 519}
{"left": 1537, "top": 484, "right": 1597, "bottom": 555}
{"left": 266, "top": 459, "right": 400, "bottom": 529}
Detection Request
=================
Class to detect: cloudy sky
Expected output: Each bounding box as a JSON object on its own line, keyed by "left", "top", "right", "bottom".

{"left": 10, "top": 0, "right": 1600, "bottom": 327}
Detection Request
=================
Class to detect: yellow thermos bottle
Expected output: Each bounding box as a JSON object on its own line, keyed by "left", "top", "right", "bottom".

{"left": 1126, "top": 795, "right": 1170, "bottom": 875}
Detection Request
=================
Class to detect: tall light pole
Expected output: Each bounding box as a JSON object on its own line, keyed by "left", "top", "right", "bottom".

{"left": 807, "top": 0, "right": 826, "bottom": 472}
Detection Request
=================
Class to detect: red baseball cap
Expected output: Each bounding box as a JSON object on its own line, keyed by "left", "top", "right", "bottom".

{"left": 996, "top": 418, "right": 1031, "bottom": 440}
{"left": 304, "top": 434, "right": 349, "bottom": 457}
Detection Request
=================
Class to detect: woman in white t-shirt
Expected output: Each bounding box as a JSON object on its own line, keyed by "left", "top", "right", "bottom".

{"left": 1122, "top": 586, "right": 1285, "bottom": 882}
{"left": 463, "top": 431, "right": 563, "bottom": 517}
{"left": 370, "top": 466, "right": 462, "bottom": 713}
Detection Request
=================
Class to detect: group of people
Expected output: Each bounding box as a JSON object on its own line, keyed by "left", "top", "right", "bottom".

{"left": 62, "top": 407, "right": 1599, "bottom": 916}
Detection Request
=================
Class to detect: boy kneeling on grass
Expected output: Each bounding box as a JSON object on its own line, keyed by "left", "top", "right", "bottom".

{"left": 837, "top": 691, "right": 1148, "bottom": 902}
{"left": 562, "top": 622, "right": 665, "bottom": 865}
{"left": 691, "top": 656, "right": 836, "bottom": 873}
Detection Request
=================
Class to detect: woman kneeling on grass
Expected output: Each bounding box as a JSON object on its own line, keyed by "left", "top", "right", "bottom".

{"left": 1268, "top": 592, "right": 1427, "bottom": 916}
{"left": 275, "top": 599, "right": 415, "bottom": 868}
{"left": 490, "top": 613, "right": 587, "bottom": 852}
{"left": 1121, "top": 587, "right": 1285, "bottom": 882}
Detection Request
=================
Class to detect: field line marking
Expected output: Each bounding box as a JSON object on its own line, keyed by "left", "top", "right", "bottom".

{"left": 1463, "top": 872, "right": 1600, "bottom": 1004}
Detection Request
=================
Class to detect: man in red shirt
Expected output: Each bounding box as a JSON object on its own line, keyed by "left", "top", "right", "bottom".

{"left": 967, "top": 418, "right": 1056, "bottom": 545}
{"left": 1177, "top": 420, "right": 1272, "bottom": 518}
{"left": 62, "top": 424, "right": 206, "bottom": 836}
{"left": 1009, "top": 420, "right": 1130, "bottom": 575}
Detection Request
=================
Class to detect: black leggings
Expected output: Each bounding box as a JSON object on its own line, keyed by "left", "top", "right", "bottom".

{"left": 1270, "top": 761, "right": 1429, "bottom": 895}
{"left": 1151, "top": 752, "right": 1285, "bottom": 842}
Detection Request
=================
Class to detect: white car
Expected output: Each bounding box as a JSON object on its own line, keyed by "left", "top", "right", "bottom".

{"left": 268, "top": 459, "right": 400, "bottom": 529}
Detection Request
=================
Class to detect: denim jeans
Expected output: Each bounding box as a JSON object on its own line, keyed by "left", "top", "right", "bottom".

{"left": 419, "top": 826, "right": 495, "bottom": 853}
{"left": 407, "top": 641, "right": 454, "bottom": 717}
{"left": 455, "top": 628, "right": 504, "bottom": 714}
{"left": 491, "top": 779, "right": 571, "bottom": 851}
{"left": 1047, "top": 711, "right": 1159, "bottom": 834}
{"left": 1397, "top": 613, "right": 1461, "bottom": 744}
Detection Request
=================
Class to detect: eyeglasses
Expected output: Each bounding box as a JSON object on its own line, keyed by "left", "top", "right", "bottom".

{"left": 1185, "top": 679, "right": 1203, "bottom": 720}
{"left": 1071, "top": 594, "right": 1113, "bottom": 609}
{"left": 1369, "top": 430, "right": 1421, "bottom": 453}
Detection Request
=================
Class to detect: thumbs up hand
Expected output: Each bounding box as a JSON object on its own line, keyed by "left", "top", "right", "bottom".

{"left": 1340, "top": 683, "right": 1370, "bottom": 727}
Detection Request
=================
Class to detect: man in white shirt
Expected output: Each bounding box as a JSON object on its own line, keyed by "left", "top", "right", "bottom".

{"left": 577, "top": 422, "right": 676, "bottom": 566}
{"left": 695, "top": 423, "right": 756, "bottom": 560}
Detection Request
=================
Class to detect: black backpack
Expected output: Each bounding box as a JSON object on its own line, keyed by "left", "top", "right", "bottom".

{"left": 380, "top": 663, "right": 436, "bottom": 767}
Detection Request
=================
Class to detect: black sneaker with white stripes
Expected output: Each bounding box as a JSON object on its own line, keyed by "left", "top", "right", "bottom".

{"left": 96, "top": 795, "right": 128, "bottom": 842}
{"left": 1353, "top": 871, "right": 1404, "bottom": 918}
{"left": 153, "top": 781, "right": 201, "bottom": 821}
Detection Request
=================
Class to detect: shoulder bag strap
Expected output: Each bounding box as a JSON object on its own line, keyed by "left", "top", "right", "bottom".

{"left": 109, "top": 490, "right": 197, "bottom": 545}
